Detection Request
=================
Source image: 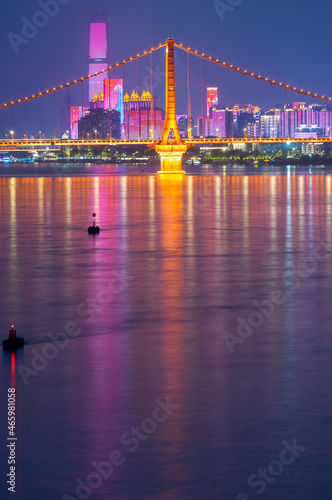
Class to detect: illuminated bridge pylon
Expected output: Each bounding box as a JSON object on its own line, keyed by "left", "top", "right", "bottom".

{"left": 154, "top": 38, "right": 191, "bottom": 174}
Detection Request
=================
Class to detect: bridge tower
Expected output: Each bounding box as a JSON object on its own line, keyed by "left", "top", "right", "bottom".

{"left": 155, "top": 38, "right": 189, "bottom": 174}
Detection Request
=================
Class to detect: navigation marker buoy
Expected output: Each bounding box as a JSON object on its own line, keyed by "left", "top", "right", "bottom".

{"left": 88, "top": 212, "right": 100, "bottom": 234}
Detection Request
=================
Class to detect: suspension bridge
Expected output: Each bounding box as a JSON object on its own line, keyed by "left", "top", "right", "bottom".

{"left": 1, "top": 39, "right": 331, "bottom": 173}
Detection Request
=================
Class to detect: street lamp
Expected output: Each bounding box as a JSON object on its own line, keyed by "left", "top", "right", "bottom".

{"left": 94, "top": 128, "right": 97, "bottom": 140}
{"left": 66, "top": 130, "right": 69, "bottom": 141}
{"left": 39, "top": 131, "right": 42, "bottom": 141}
{"left": 10, "top": 130, "right": 14, "bottom": 144}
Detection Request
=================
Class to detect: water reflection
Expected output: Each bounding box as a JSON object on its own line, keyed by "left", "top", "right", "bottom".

{"left": 0, "top": 170, "right": 332, "bottom": 500}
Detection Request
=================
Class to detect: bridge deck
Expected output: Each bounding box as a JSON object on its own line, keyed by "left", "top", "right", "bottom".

{"left": 0, "top": 137, "right": 330, "bottom": 152}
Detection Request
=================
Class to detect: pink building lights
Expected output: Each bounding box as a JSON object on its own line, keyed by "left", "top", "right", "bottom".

{"left": 70, "top": 106, "right": 82, "bottom": 140}
{"left": 104, "top": 79, "right": 124, "bottom": 123}
{"left": 207, "top": 87, "right": 219, "bottom": 116}
{"left": 89, "top": 23, "right": 107, "bottom": 59}
{"left": 124, "top": 91, "right": 163, "bottom": 140}
{"left": 89, "top": 16, "right": 108, "bottom": 103}
{"left": 70, "top": 106, "right": 89, "bottom": 139}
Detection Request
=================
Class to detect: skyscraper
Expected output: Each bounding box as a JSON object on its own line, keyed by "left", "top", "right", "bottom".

{"left": 70, "top": 106, "right": 82, "bottom": 140}
{"left": 70, "top": 106, "right": 89, "bottom": 139}
{"left": 89, "top": 11, "right": 108, "bottom": 103}
{"left": 124, "top": 91, "right": 163, "bottom": 140}
{"left": 104, "top": 79, "right": 124, "bottom": 123}
{"left": 210, "top": 108, "right": 233, "bottom": 138}
{"left": 207, "top": 87, "right": 219, "bottom": 116}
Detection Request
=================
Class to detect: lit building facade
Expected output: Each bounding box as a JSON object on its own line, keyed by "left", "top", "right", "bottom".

{"left": 259, "top": 106, "right": 332, "bottom": 138}
{"left": 233, "top": 105, "right": 259, "bottom": 131}
{"left": 104, "top": 79, "right": 124, "bottom": 124}
{"left": 89, "top": 12, "right": 108, "bottom": 103}
{"left": 294, "top": 125, "right": 324, "bottom": 139}
{"left": 207, "top": 87, "right": 219, "bottom": 116}
{"left": 301, "top": 142, "right": 325, "bottom": 155}
{"left": 260, "top": 114, "right": 280, "bottom": 138}
{"left": 247, "top": 121, "right": 260, "bottom": 138}
{"left": 78, "top": 108, "right": 121, "bottom": 140}
{"left": 70, "top": 106, "right": 89, "bottom": 139}
{"left": 210, "top": 108, "right": 233, "bottom": 138}
{"left": 292, "top": 102, "right": 306, "bottom": 110}
{"left": 197, "top": 117, "right": 211, "bottom": 137}
{"left": 124, "top": 91, "right": 163, "bottom": 140}
{"left": 176, "top": 114, "right": 194, "bottom": 137}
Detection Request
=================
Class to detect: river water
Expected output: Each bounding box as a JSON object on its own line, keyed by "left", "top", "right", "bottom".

{"left": 0, "top": 163, "right": 332, "bottom": 500}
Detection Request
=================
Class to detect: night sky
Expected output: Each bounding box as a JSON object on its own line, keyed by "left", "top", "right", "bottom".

{"left": 1, "top": 0, "right": 332, "bottom": 135}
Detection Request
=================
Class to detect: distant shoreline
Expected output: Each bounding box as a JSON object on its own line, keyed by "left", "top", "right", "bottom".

{"left": 201, "top": 158, "right": 332, "bottom": 166}
{"left": 1, "top": 157, "right": 332, "bottom": 167}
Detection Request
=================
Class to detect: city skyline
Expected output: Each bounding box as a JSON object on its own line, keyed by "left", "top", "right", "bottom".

{"left": 2, "top": 0, "right": 332, "bottom": 139}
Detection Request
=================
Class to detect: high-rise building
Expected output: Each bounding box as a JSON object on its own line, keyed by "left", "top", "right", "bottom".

{"left": 70, "top": 106, "right": 82, "bottom": 140}
{"left": 197, "top": 117, "right": 211, "bottom": 137}
{"left": 89, "top": 11, "right": 108, "bottom": 103}
{"left": 176, "top": 114, "right": 194, "bottom": 137}
{"left": 232, "top": 104, "right": 259, "bottom": 132}
{"left": 104, "top": 79, "right": 124, "bottom": 123}
{"left": 124, "top": 90, "right": 163, "bottom": 140}
{"left": 78, "top": 108, "right": 121, "bottom": 140}
{"left": 260, "top": 114, "right": 280, "bottom": 138}
{"left": 70, "top": 106, "right": 89, "bottom": 139}
{"left": 247, "top": 121, "right": 260, "bottom": 138}
{"left": 210, "top": 108, "right": 233, "bottom": 138}
{"left": 207, "top": 88, "right": 219, "bottom": 116}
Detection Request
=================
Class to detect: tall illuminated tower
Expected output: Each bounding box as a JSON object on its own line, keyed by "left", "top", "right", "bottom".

{"left": 89, "top": 11, "right": 108, "bottom": 103}
{"left": 154, "top": 38, "right": 188, "bottom": 173}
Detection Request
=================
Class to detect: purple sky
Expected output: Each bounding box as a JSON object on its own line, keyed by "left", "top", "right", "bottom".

{"left": 1, "top": 0, "right": 331, "bottom": 136}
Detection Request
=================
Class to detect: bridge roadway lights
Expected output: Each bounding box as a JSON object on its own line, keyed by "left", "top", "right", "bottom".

{"left": 155, "top": 144, "right": 188, "bottom": 174}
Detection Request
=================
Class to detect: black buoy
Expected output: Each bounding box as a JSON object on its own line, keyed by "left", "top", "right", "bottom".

{"left": 88, "top": 212, "right": 100, "bottom": 234}
{"left": 2, "top": 325, "right": 24, "bottom": 350}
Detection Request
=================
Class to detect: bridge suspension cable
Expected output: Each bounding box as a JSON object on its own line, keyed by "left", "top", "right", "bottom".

{"left": 0, "top": 43, "right": 166, "bottom": 110}
{"left": 174, "top": 42, "right": 332, "bottom": 103}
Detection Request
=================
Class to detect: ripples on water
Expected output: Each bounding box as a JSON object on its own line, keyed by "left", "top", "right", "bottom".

{"left": 0, "top": 164, "right": 332, "bottom": 500}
